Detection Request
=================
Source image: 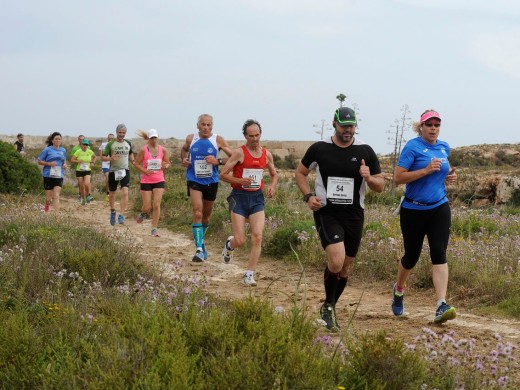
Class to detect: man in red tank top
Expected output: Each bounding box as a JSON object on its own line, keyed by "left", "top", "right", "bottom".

{"left": 219, "top": 119, "right": 279, "bottom": 286}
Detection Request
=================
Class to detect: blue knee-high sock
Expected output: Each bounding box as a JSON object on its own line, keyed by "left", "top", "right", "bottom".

{"left": 192, "top": 223, "right": 203, "bottom": 249}
{"left": 202, "top": 224, "right": 209, "bottom": 251}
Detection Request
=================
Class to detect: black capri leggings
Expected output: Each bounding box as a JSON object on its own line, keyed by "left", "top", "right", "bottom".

{"left": 399, "top": 202, "right": 451, "bottom": 269}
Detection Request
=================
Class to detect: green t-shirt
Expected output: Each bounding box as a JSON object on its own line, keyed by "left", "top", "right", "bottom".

{"left": 73, "top": 149, "right": 95, "bottom": 172}
{"left": 71, "top": 144, "right": 91, "bottom": 170}
{"left": 103, "top": 139, "right": 133, "bottom": 171}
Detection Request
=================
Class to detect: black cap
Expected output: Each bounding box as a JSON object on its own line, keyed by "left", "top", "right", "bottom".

{"left": 334, "top": 107, "right": 357, "bottom": 126}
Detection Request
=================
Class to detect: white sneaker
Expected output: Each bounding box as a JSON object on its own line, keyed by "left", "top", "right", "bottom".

{"left": 222, "top": 236, "right": 234, "bottom": 263}
{"left": 192, "top": 248, "right": 205, "bottom": 263}
{"left": 243, "top": 273, "right": 257, "bottom": 286}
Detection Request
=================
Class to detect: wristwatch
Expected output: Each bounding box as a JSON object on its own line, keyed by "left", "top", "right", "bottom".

{"left": 303, "top": 193, "right": 314, "bottom": 202}
{"left": 218, "top": 158, "right": 223, "bottom": 165}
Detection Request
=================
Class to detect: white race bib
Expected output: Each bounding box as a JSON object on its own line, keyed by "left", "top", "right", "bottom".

{"left": 49, "top": 165, "right": 62, "bottom": 178}
{"left": 147, "top": 159, "right": 161, "bottom": 171}
{"left": 114, "top": 169, "right": 126, "bottom": 181}
{"left": 194, "top": 159, "right": 212, "bottom": 178}
{"left": 79, "top": 162, "right": 90, "bottom": 171}
{"left": 242, "top": 168, "right": 263, "bottom": 189}
{"left": 326, "top": 176, "right": 354, "bottom": 204}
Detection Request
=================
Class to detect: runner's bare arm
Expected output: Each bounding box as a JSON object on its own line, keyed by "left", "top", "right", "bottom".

{"left": 162, "top": 148, "right": 171, "bottom": 169}
{"left": 219, "top": 148, "right": 251, "bottom": 186}
{"left": 181, "top": 134, "right": 194, "bottom": 167}
{"left": 265, "top": 150, "right": 278, "bottom": 198}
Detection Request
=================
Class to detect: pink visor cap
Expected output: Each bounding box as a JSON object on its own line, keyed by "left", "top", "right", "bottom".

{"left": 420, "top": 111, "right": 441, "bottom": 123}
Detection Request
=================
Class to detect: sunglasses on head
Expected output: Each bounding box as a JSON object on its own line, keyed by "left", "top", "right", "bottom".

{"left": 423, "top": 123, "right": 441, "bottom": 128}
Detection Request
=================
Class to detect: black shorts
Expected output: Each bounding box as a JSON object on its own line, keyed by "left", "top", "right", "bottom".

{"left": 314, "top": 209, "right": 364, "bottom": 257}
{"left": 187, "top": 181, "right": 219, "bottom": 202}
{"left": 43, "top": 177, "right": 63, "bottom": 190}
{"left": 141, "top": 181, "right": 165, "bottom": 191}
{"left": 108, "top": 170, "right": 130, "bottom": 192}
{"left": 75, "top": 170, "right": 91, "bottom": 178}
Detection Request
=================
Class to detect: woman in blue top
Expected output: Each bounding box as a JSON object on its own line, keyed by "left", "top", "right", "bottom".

{"left": 37, "top": 132, "right": 67, "bottom": 212}
{"left": 391, "top": 110, "right": 458, "bottom": 324}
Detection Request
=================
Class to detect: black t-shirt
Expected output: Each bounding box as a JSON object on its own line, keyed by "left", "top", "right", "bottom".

{"left": 14, "top": 141, "right": 24, "bottom": 153}
{"left": 301, "top": 137, "right": 381, "bottom": 216}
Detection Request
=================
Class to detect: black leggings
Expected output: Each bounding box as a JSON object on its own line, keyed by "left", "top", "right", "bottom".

{"left": 399, "top": 202, "right": 451, "bottom": 269}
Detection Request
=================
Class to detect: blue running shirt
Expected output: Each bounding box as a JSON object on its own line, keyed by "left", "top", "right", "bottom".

{"left": 186, "top": 133, "right": 220, "bottom": 185}
{"left": 398, "top": 136, "right": 451, "bottom": 210}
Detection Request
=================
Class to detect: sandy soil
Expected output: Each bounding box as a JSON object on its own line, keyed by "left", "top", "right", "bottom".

{"left": 61, "top": 196, "right": 520, "bottom": 348}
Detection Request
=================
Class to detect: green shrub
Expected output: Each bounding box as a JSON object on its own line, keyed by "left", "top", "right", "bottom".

{"left": 338, "top": 331, "right": 428, "bottom": 390}
{"left": 0, "top": 141, "right": 41, "bottom": 194}
{"left": 510, "top": 188, "right": 520, "bottom": 207}
{"left": 263, "top": 219, "right": 316, "bottom": 259}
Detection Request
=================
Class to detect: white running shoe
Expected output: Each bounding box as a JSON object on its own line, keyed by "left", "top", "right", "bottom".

{"left": 192, "top": 248, "right": 205, "bottom": 262}
{"left": 222, "top": 236, "right": 234, "bottom": 263}
{"left": 243, "top": 273, "right": 257, "bottom": 286}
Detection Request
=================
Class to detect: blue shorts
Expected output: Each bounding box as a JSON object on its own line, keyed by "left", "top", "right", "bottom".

{"left": 227, "top": 189, "right": 265, "bottom": 218}
{"left": 102, "top": 167, "right": 110, "bottom": 173}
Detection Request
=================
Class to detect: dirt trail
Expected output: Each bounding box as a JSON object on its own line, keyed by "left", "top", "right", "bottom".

{"left": 62, "top": 197, "right": 520, "bottom": 346}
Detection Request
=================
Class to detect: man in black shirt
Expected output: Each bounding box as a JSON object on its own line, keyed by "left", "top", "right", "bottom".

{"left": 13, "top": 133, "right": 26, "bottom": 157}
{"left": 295, "top": 107, "right": 384, "bottom": 331}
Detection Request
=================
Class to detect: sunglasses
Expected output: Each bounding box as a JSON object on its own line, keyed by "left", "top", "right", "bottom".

{"left": 423, "top": 123, "right": 441, "bottom": 128}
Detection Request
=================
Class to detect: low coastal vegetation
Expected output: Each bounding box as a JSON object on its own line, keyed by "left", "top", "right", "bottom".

{"left": 1, "top": 142, "right": 519, "bottom": 388}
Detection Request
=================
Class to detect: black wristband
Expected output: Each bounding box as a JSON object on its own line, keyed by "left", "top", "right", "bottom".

{"left": 303, "top": 193, "right": 314, "bottom": 202}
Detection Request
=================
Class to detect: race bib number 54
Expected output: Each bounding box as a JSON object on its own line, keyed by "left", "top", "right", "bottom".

{"left": 326, "top": 176, "right": 354, "bottom": 204}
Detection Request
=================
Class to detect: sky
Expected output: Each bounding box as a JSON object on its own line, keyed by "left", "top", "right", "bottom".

{"left": 2, "top": 0, "right": 520, "bottom": 154}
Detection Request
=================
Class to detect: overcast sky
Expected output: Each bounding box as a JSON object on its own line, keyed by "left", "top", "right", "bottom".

{"left": 2, "top": 0, "right": 519, "bottom": 154}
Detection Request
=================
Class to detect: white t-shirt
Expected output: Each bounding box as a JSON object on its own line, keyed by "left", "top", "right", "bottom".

{"left": 100, "top": 142, "right": 110, "bottom": 169}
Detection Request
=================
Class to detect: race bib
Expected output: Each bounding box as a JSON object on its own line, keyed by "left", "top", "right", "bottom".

{"left": 147, "top": 159, "right": 161, "bottom": 171}
{"left": 79, "top": 162, "right": 90, "bottom": 171}
{"left": 49, "top": 165, "right": 62, "bottom": 178}
{"left": 194, "top": 159, "right": 212, "bottom": 178}
{"left": 326, "top": 176, "right": 354, "bottom": 204}
{"left": 115, "top": 169, "right": 126, "bottom": 181}
{"left": 242, "top": 168, "right": 263, "bottom": 189}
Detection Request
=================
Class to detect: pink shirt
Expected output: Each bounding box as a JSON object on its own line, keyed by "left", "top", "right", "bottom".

{"left": 140, "top": 145, "right": 165, "bottom": 184}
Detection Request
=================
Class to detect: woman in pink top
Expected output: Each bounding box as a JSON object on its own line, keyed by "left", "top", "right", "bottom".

{"left": 134, "top": 129, "right": 171, "bottom": 237}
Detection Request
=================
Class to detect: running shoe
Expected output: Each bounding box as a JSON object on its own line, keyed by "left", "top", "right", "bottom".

{"left": 86, "top": 194, "right": 94, "bottom": 203}
{"left": 243, "top": 273, "right": 257, "bottom": 286}
{"left": 391, "top": 283, "right": 404, "bottom": 316}
{"left": 44, "top": 203, "right": 50, "bottom": 212}
{"left": 118, "top": 214, "right": 125, "bottom": 224}
{"left": 434, "top": 303, "right": 457, "bottom": 324}
{"left": 201, "top": 243, "right": 208, "bottom": 260}
{"left": 151, "top": 228, "right": 160, "bottom": 237}
{"left": 136, "top": 213, "right": 145, "bottom": 224}
{"left": 222, "top": 236, "right": 234, "bottom": 263}
{"left": 81, "top": 198, "right": 86, "bottom": 206}
{"left": 192, "top": 249, "right": 205, "bottom": 262}
{"left": 110, "top": 211, "right": 117, "bottom": 226}
{"left": 319, "top": 303, "right": 339, "bottom": 332}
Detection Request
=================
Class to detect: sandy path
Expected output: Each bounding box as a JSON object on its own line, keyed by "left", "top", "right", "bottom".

{"left": 62, "top": 197, "right": 520, "bottom": 347}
